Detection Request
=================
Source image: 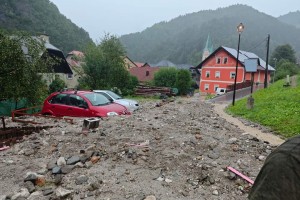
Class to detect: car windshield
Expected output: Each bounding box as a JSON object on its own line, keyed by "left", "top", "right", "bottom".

{"left": 84, "top": 93, "right": 111, "bottom": 106}
{"left": 107, "top": 91, "right": 122, "bottom": 100}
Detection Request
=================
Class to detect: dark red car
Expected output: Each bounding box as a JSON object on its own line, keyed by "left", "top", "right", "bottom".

{"left": 41, "top": 90, "right": 130, "bottom": 117}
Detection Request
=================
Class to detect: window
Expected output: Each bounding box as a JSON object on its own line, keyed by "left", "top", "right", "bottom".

{"left": 215, "top": 71, "right": 220, "bottom": 78}
{"left": 205, "top": 71, "right": 210, "bottom": 78}
{"left": 146, "top": 71, "right": 150, "bottom": 76}
{"left": 216, "top": 57, "right": 221, "bottom": 64}
{"left": 214, "top": 85, "right": 219, "bottom": 92}
{"left": 69, "top": 95, "right": 87, "bottom": 108}
{"left": 223, "top": 57, "right": 228, "bottom": 64}
{"left": 67, "top": 74, "right": 73, "bottom": 79}
{"left": 50, "top": 94, "right": 68, "bottom": 105}
{"left": 230, "top": 72, "right": 236, "bottom": 79}
{"left": 204, "top": 84, "right": 209, "bottom": 90}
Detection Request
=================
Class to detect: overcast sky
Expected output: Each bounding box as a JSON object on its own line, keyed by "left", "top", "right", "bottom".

{"left": 50, "top": 0, "right": 299, "bottom": 41}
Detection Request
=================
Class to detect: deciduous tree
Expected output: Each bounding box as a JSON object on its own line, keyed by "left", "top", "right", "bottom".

{"left": 0, "top": 30, "right": 52, "bottom": 104}
{"left": 79, "top": 34, "right": 133, "bottom": 92}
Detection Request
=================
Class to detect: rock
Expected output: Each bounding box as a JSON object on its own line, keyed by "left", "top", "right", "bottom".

{"left": 228, "top": 137, "right": 238, "bottom": 144}
{"left": 0, "top": 196, "right": 7, "bottom": 200}
{"left": 212, "top": 190, "right": 219, "bottom": 196}
{"left": 195, "top": 134, "right": 202, "bottom": 140}
{"left": 37, "top": 168, "right": 48, "bottom": 175}
{"left": 91, "top": 156, "right": 100, "bottom": 164}
{"left": 24, "top": 148, "right": 35, "bottom": 156}
{"left": 258, "top": 155, "right": 265, "bottom": 161}
{"left": 75, "top": 162, "right": 85, "bottom": 168}
{"left": 88, "top": 181, "right": 100, "bottom": 191}
{"left": 54, "top": 174, "right": 63, "bottom": 185}
{"left": 47, "top": 160, "right": 57, "bottom": 170}
{"left": 85, "top": 161, "right": 93, "bottom": 169}
{"left": 42, "top": 188, "right": 54, "bottom": 196}
{"left": 52, "top": 166, "right": 62, "bottom": 174}
{"left": 156, "top": 176, "right": 164, "bottom": 181}
{"left": 11, "top": 188, "right": 30, "bottom": 200}
{"left": 144, "top": 195, "right": 156, "bottom": 200}
{"left": 61, "top": 165, "right": 74, "bottom": 174}
{"left": 208, "top": 176, "right": 215, "bottom": 184}
{"left": 57, "top": 157, "right": 66, "bottom": 166}
{"left": 55, "top": 187, "right": 73, "bottom": 197}
{"left": 228, "top": 172, "right": 236, "bottom": 180}
{"left": 75, "top": 175, "right": 89, "bottom": 185}
{"left": 24, "top": 173, "right": 37, "bottom": 182}
{"left": 80, "top": 155, "right": 90, "bottom": 163}
{"left": 35, "top": 176, "right": 46, "bottom": 186}
{"left": 165, "top": 178, "right": 172, "bottom": 183}
{"left": 67, "top": 156, "right": 81, "bottom": 165}
{"left": 208, "top": 152, "right": 220, "bottom": 159}
{"left": 24, "top": 181, "right": 35, "bottom": 193}
{"left": 27, "top": 191, "right": 43, "bottom": 200}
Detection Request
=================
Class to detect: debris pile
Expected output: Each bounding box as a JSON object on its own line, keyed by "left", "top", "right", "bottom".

{"left": 0, "top": 96, "right": 277, "bottom": 199}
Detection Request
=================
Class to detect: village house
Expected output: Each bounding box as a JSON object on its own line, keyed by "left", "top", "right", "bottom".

{"left": 35, "top": 34, "right": 73, "bottom": 86}
{"left": 129, "top": 65, "right": 160, "bottom": 83}
{"left": 196, "top": 46, "right": 275, "bottom": 94}
{"left": 65, "top": 50, "right": 85, "bottom": 88}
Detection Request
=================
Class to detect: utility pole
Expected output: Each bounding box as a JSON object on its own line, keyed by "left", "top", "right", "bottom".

{"left": 264, "top": 34, "right": 270, "bottom": 88}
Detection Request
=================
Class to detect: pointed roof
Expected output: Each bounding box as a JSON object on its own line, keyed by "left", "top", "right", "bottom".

{"left": 196, "top": 46, "right": 275, "bottom": 71}
{"left": 203, "top": 34, "right": 214, "bottom": 53}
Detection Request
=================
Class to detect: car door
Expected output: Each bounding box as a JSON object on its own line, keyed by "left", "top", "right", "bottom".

{"left": 49, "top": 94, "right": 70, "bottom": 116}
{"left": 67, "top": 94, "right": 91, "bottom": 117}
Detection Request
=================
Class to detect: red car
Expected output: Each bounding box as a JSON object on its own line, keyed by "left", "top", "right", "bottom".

{"left": 41, "top": 90, "right": 130, "bottom": 117}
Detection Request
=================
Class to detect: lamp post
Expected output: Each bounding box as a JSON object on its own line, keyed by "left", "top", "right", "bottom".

{"left": 232, "top": 23, "right": 244, "bottom": 106}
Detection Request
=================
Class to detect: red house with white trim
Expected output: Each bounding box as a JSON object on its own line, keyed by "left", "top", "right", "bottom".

{"left": 196, "top": 46, "right": 275, "bottom": 94}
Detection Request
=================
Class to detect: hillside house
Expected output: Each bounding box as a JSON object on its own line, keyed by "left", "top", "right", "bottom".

{"left": 129, "top": 66, "right": 160, "bottom": 83}
{"left": 196, "top": 46, "right": 275, "bottom": 94}
{"left": 135, "top": 62, "right": 151, "bottom": 68}
{"left": 65, "top": 50, "right": 85, "bottom": 88}
{"left": 32, "top": 34, "right": 73, "bottom": 86}
{"left": 123, "top": 56, "right": 138, "bottom": 69}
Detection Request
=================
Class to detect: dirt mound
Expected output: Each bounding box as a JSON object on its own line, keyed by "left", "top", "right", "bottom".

{"left": 0, "top": 96, "right": 277, "bottom": 199}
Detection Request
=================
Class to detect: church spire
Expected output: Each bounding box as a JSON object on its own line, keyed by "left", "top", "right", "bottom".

{"left": 202, "top": 34, "right": 214, "bottom": 61}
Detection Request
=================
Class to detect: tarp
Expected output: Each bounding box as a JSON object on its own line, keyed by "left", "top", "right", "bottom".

{"left": 248, "top": 135, "right": 300, "bottom": 200}
{"left": 0, "top": 99, "right": 27, "bottom": 116}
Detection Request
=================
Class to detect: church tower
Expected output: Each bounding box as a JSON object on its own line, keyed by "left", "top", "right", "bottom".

{"left": 202, "top": 35, "right": 214, "bottom": 61}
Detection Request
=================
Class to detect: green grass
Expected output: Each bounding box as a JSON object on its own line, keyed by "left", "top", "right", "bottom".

{"left": 227, "top": 76, "right": 300, "bottom": 138}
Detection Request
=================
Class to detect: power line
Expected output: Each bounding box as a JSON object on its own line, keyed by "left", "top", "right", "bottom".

{"left": 246, "top": 37, "right": 268, "bottom": 52}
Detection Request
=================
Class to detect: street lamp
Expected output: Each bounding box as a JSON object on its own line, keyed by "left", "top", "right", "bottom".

{"left": 232, "top": 23, "right": 245, "bottom": 106}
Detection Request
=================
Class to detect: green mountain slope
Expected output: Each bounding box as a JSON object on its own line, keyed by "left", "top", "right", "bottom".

{"left": 120, "top": 5, "right": 300, "bottom": 65}
{"left": 278, "top": 11, "right": 300, "bottom": 28}
{"left": 0, "top": 0, "right": 93, "bottom": 54}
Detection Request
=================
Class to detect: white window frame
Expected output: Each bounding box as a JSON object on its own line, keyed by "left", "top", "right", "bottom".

{"left": 215, "top": 71, "right": 220, "bottom": 78}
{"left": 214, "top": 85, "right": 219, "bottom": 92}
{"left": 223, "top": 57, "right": 228, "bottom": 64}
{"left": 230, "top": 72, "right": 236, "bottom": 79}
{"left": 205, "top": 71, "right": 210, "bottom": 78}
{"left": 204, "top": 84, "right": 209, "bottom": 90}
{"left": 67, "top": 73, "right": 73, "bottom": 79}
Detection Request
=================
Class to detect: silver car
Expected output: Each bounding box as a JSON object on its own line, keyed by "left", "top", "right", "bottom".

{"left": 93, "top": 90, "right": 139, "bottom": 112}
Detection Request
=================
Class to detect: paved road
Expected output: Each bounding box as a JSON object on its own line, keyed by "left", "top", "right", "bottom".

{"left": 208, "top": 84, "right": 264, "bottom": 103}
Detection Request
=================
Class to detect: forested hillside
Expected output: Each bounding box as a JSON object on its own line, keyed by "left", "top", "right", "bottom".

{"left": 278, "top": 11, "right": 300, "bottom": 29}
{"left": 0, "top": 0, "right": 93, "bottom": 54}
{"left": 120, "top": 5, "right": 300, "bottom": 65}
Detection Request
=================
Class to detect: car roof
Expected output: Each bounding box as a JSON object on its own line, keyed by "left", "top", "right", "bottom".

{"left": 52, "top": 90, "right": 94, "bottom": 95}
{"left": 93, "top": 90, "right": 109, "bottom": 93}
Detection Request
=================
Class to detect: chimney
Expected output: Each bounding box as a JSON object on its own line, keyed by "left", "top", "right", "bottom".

{"left": 40, "top": 33, "right": 49, "bottom": 43}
